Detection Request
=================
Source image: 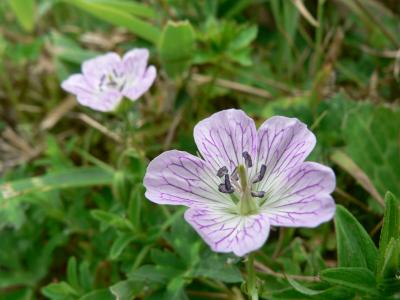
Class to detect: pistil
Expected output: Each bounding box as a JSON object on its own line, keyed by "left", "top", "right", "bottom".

{"left": 237, "top": 165, "right": 258, "bottom": 215}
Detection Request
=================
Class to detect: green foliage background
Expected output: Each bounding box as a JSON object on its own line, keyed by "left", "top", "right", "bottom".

{"left": 0, "top": 0, "right": 399, "bottom": 299}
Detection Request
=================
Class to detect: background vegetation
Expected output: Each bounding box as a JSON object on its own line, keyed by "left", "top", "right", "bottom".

{"left": 0, "top": 0, "right": 399, "bottom": 299}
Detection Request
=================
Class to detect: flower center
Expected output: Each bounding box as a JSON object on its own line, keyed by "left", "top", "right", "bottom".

{"left": 216, "top": 152, "right": 267, "bottom": 215}
{"left": 98, "top": 69, "right": 127, "bottom": 92}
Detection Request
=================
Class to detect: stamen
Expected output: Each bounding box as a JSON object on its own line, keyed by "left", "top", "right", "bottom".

{"left": 242, "top": 151, "right": 253, "bottom": 168}
{"left": 218, "top": 183, "right": 234, "bottom": 194}
{"left": 251, "top": 191, "right": 265, "bottom": 198}
{"left": 252, "top": 164, "right": 266, "bottom": 184}
{"left": 224, "top": 174, "right": 232, "bottom": 192}
{"left": 231, "top": 167, "right": 239, "bottom": 181}
{"left": 218, "top": 175, "right": 234, "bottom": 194}
{"left": 99, "top": 74, "right": 106, "bottom": 89}
{"left": 217, "top": 166, "right": 228, "bottom": 178}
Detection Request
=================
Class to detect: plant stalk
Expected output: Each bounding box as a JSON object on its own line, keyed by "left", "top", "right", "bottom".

{"left": 246, "top": 253, "right": 258, "bottom": 300}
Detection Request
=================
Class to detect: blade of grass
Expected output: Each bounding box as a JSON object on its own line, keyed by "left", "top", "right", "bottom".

{"left": 65, "top": 0, "right": 161, "bottom": 44}
{"left": 0, "top": 167, "right": 114, "bottom": 201}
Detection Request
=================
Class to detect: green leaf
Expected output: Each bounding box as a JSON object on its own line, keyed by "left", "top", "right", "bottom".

{"left": 378, "top": 192, "right": 400, "bottom": 264}
{"left": 320, "top": 267, "right": 378, "bottom": 295}
{"left": 41, "top": 282, "right": 78, "bottom": 300}
{"left": 192, "top": 253, "right": 243, "bottom": 283}
{"left": 335, "top": 205, "right": 378, "bottom": 271}
{"left": 79, "top": 289, "right": 114, "bottom": 300}
{"left": 286, "top": 277, "right": 324, "bottom": 296}
{"left": 8, "top": 0, "right": 36, "bottom": 32}
{"left": 128, "top": 265, "right": 182, "bottom": 285}
{"left": 159, "top": 20, "right": 195, "bottom": 78}
{"left": 377, "top": 238, "right": 400, "bottom": 294}
{"left": 229, "top": 25, "right": 257, "bottom": 50}
{"left": 0, "top": 167, "right": 113, "bottom": 201}
{"left": 90, "top": 210, "right": 134, "bottom": 231}
{"left": 66, "top": 0, "right": 160, "bottom": 44}
{"left": 66, "top": 257, "right": 80, "bottom": 291}
{"left": 109, "top": 234, "right": 135, "bottom": 260}
{"left": 110, "top": 280, "right": 148, "bottom": 300}
{"left": 84, "top": 0, "right": 156, "bottom": 19}
{"left": 328, "top": 97, "right": 400, "bottom": 197}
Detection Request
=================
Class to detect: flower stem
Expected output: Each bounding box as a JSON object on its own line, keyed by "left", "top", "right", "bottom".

{"left": 246, "top": 253, "right": 258, "bottom": 300}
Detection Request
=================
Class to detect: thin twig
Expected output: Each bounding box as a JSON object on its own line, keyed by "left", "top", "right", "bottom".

{"left": 72, "top": 113, "right": 122, "bottom": 143}
{"left": 254, "top": 261, "right": 320, "bottom": 282}
{"left": 40, "top": 96, "right": 77, "bottom": 130}
{"left": 163, "top": 107, "right": 184, "bottom": 150}
{"left": 192, "top": 74, "right": 273, "bottom": 99}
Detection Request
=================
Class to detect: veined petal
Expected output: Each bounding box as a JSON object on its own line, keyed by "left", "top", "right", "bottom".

{"left": 61, "top": 74, "right": 94, "bottom": 95}
{"left": 122, "top": 48, "right": 149, "bottom": 81}
{"left": 262, "top": 162, "right": 336, "bottom": 227}
{"left": 62, "top": 74, "right": 122, "bottom": 112}
{"left": 185, "top": 208, "right": 270, "bottom": 256}
{"left": 194, "top": 109, "right": 257, "bottom": 173}
{"left": 122, "top": 65, "right": 156, "bottom": 101}
{"left": 82, "top": 52, "right": 122, "bottom": 86}
{"left": 144, "top": 150, "right": 234, "bottom": 209}
{"left": 76, "top": 90, "right": 122, "bottom": 112}
{"left": 255, "top": 116, "right": 316, "bottom": 192}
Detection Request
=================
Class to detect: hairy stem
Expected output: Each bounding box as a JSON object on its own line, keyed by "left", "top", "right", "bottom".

{"left": 246, "top": 253, "right": 258, "bottom": 300}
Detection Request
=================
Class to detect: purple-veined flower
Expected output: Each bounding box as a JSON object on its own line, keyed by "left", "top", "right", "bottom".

{"left": 144, "top": 109, "right": 336, "bottom": 256}
{"left": 61, "top": 48, "right": 156, "bottom": 112}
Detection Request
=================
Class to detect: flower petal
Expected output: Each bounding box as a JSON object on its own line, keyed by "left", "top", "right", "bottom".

{"left": 255, "top": 116, "right": 316, "bottom": 191}
{"left": 122, "top": 65, "right": 156, "bottom": 101}
{"left": 122, "top": 48, "right": 150, "bottom": 80}
{"left": 262, "top": 162, "right": 336, "bottom": 227}
{"left": 185, "top": 208, "right": 270, "bottom": 256}
{"left": 144, "top": 150, "right": 234, "bottom": 209}
{"left": 194, "top": 109, "right": 257, "bottom": 173}
{"left": 82, "top": 52, "right": 122, "bottom": 86}
{"left": 61, "top": 74, "right": 93, "bottom": 95}
{"left": 62, "top": 74, "right": 122, "bottom": 112}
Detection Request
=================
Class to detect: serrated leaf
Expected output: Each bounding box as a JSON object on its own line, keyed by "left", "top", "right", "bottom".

{"left": 335, "top": 205, "right": 378, "bottom": 271}
{"left": 320, "top": 267, "right": 378, "bottom": 295}
{"left": 159, "top": 20, "right": 195, "bottom": 78}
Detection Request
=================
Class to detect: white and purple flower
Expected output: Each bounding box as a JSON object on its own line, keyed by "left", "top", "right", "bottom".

{"left": 144, "top": 109, "right": 336, "bottom": 256}
{"left": 62, "top": 49, "right": 156, "bottom": 112}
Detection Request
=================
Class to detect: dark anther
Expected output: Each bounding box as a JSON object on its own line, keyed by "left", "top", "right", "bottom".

{"left": 252, "top": 164, "right": 266, "bottom": 184}
{"left": 251, "top": 191, "right": 265, "bottom": 198}
{"left": 242, "top": 151, "right": 253, "bottom": 168}
{"left": 218, "top": 183, "right": 234, "bottom": 194}
{"left": 218, "top": 175, "right": 234, "bottom": 194}
{"left": 217, "top": 166, "right": 228, "bottom": 178}
{"left": 224, "top": 174, "right": 232, "bottom": 191}
{"left": 231, "top": 167, "right": 239, "bottom": 181}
